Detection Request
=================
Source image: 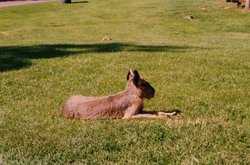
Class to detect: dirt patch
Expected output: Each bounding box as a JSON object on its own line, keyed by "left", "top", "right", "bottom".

{"left": 0, "top": 0, "right": 48, "bottom": 8}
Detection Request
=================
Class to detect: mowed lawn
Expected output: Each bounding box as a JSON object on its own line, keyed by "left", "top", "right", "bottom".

{"left": 0, "top": 0, "right": 250, "bottom": 164}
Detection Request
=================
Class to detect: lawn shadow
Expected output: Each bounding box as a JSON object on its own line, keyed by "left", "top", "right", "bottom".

{"left": 0, "top": 42, "right": 198, "bottom": 72}
{"left": 71, "top": 0, "right": 88, "bottom": 4}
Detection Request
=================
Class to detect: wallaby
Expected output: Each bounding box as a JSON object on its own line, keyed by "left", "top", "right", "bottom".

{"left": 61, "top": 69, "right": 177, "bottom": 120}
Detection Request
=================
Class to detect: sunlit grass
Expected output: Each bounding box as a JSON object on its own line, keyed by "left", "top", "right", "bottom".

{"left": 0, "top": 0, "right": 250, "bottom": 164}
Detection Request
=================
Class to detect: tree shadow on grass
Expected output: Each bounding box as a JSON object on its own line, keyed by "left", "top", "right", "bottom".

{"left": 71, "top": 0, "right": 89, "bottom": 4}
{"left": 0, "top": 42, "right": 198, "bottom": 72}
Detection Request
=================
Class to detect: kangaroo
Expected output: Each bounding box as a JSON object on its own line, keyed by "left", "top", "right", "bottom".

{"left": 61, "top": 69, "right": 177, "bottom": 120}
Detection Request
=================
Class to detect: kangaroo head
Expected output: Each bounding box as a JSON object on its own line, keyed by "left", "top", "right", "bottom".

{"left": 126, "top": 69, "right": 155, "bottom": 99}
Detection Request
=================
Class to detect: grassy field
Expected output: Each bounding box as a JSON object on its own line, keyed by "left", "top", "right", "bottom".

{"left": 0, "top": 0, "right": 250, "bottom": 164}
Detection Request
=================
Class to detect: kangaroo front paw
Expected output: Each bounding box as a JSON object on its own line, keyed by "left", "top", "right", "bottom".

{"left": 158, "top": 111, "right": 177, "bottom": 116}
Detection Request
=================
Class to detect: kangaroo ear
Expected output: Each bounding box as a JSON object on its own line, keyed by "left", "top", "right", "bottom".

{"left": 127, "top": 69, "right": 140, "bottom": 85}
{"left": 133, "top": 70, "right": 140, "bottom": 85}
{"left": 126, "top": 70, "right": 132, "bottom": 81}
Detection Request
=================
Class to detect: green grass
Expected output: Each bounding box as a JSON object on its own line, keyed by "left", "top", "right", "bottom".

{"left": 0, "top": 0, "right": 250, "bottom": 164}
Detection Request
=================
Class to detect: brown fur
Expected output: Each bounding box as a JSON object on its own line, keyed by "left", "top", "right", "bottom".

{"left": 61, "top": 70, "right": 176, "bottom": 120}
